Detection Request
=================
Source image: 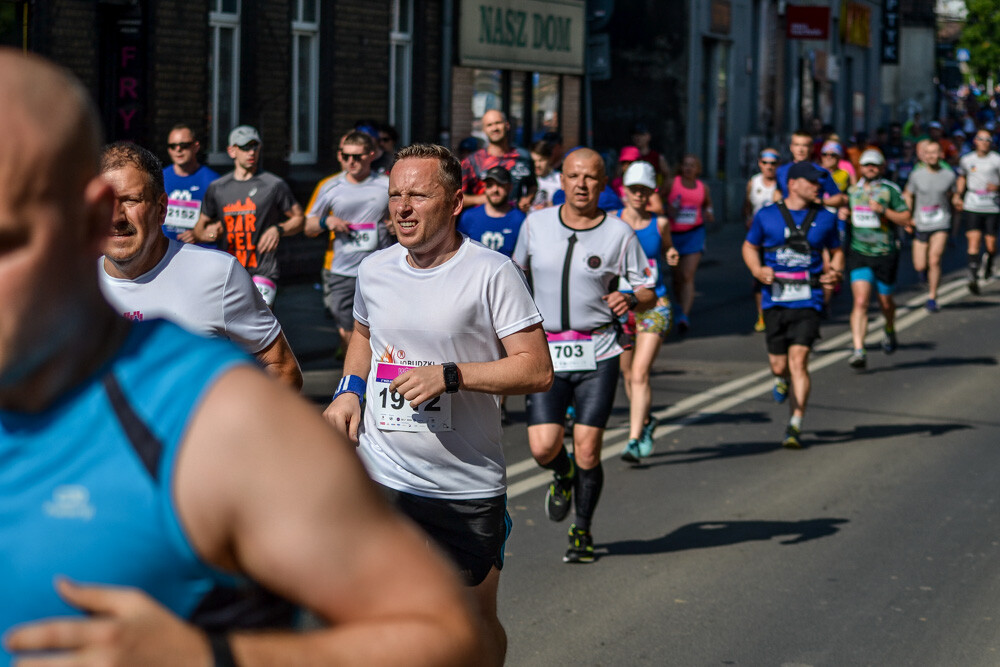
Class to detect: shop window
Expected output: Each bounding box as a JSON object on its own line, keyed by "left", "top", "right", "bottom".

{"left": 209, "top": 0, "right": 240, "bottom": 161}
{"left": 290, "top": 0, "right": 319, "bottom": 164}
{"left": 390, "top": 0, "right": 413, "bottom": 146}
{"left": 471, "top": 69, "right": 503, "bottom": 141}
{"left": 532, "top": 73, "right": 561, "bottom": 142}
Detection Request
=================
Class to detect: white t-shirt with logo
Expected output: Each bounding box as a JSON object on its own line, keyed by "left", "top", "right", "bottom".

{"left": 959, "top": 151, "right": 1000, "bottom": 213}
{"left": 307, "top": 172, "right": 393, "bottom": 277}
{"left": 354, "top": 236, "right": 543, "bottom": 499}
{"left": 512, "top": 205, "right": 654, "bottom": 362}
{"left": 99, "top": 239, "right": 281, "bottom": 354}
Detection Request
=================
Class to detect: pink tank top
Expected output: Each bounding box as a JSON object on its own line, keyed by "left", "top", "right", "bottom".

{"left": 667, "top": 176, "right": 705, "bottom": 233}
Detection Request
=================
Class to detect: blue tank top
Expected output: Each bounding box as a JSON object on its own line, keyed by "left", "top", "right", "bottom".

{"left": 0, "top": 320, "right": 251, "bottom": 660}
{"left": 617, "top": 209, "right": 667, "bottom": 298}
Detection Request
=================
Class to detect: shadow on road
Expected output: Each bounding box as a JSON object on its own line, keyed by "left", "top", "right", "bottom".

{"left": 860, "top": 355, "right": 997, "bottom": 374}
{"left": 811, "top": 421, "right": 972, "bottom": 441}
{"left": 601, "top": 518, "right": 849, "bottom": 556}
{"left": 939, "top": 299, "right": 999, "bottom": 310}
{"left": 686, "top": 411, "right": 771, "bottom": 426}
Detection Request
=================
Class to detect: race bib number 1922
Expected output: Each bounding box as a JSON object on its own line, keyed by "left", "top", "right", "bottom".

{"left": 374, "top": 362, "right": 452, "bottom": 432}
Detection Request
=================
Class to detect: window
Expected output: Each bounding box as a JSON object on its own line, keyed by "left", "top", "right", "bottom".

{"left": 0, "top": 1, "right": 27, "bottom": 50}
{"left": 532, "top": 73, "right": 560, "bottom": 142}
{"left": 290, "top": 0, "right": 319, "bottom": 164}
{"left": 389, "top": 0, "right": 413, "bottom": 146}
{"left": 209, "top": 0, "right": 240, "bottom": 161}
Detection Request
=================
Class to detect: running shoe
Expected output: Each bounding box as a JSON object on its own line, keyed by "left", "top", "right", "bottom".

{"left": 753, "top": 314, "right": 766, "bottom": 332}
{"left": 621, "top": 438, "right": 641, "bottom": 463}
{"left": 545, "top": 464, "right": 575, "bottom": 522}
{"left": 772, "top": 376, "right": 789, "bottom": 404}
{"left": 637, "top": 417, "right": 657, "bottom": 457}
{"left": 881, "top": 327, "right": 897, "bottom": 354}
{"left": 848, "top": 349, "right": 867, "bottom": 369}
{"left": 781, "top": 424, "right": 802, "bottom": 449}
{"left": 985, "top": 255, "right": 995, "bottom": 280}
{"left": 969, "top": 269, "right": 980, "bottom": 295}
{"left": 563, "top": 524, "right": 595, "bottom": 563}
{"left": 925, "top": 298, "right": 939, "bottom": 313}
{"left": 676, "top": 312, "right": 690, "bottom": 335}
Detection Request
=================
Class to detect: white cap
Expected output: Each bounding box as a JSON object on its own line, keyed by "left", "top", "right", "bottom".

{"left": 859, "top": 149, "right": 885, "bottom": 166}
{"left": 622, "top": 161, "right": 657, "bottom": 190}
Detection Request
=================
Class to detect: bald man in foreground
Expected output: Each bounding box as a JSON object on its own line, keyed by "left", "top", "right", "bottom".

{"left": 512, "top": 148, "right": 656, "bottom": 563}
{"left": 0, "top": 49, "right": 480, "bottom": 666}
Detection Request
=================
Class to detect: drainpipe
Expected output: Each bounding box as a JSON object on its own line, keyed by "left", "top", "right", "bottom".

{"left": 439, "top": 0, "right": 453, "bottom": 149}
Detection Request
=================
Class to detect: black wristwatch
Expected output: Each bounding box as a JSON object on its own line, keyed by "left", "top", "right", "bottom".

{"left": 623, "top": 292, "right": 639, "bottom": 310}
{"left": 443, "top": 362, "right": 460, "bottom": 394}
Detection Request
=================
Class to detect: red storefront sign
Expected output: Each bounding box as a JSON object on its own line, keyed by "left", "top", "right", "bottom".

{"left": 786, "top": 5, "right": 830, "bottom": 40}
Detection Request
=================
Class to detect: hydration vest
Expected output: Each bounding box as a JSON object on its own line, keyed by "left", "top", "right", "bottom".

{"left": 764, "top": 202, "right": 823, "bottom": 289}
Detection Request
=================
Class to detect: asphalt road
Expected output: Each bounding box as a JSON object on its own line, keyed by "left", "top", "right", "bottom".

{"left": 276, "top": 223, "right": 1000, "bottom": 666}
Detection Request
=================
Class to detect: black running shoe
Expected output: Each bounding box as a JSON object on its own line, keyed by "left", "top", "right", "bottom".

{"left": 881, "top": 328, "right": 897, "bottom": 354}
{"left": 545, "top": 467, "right": 574, "bottom": 522}
{"left": 563, "top": 524, "right": 594, "bottom": 563}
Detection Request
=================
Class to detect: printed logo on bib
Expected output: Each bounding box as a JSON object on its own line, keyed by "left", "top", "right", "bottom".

{"left": 968, "top": 189, "right": 999, "bottom": 210}
{"left": 480, "top": 231, "right": 505, "bottom": 251}
{"left": 341, "top": 222, "right": 379, "bottom": 253}
{"left": 771, "top": 271, "right": 812, "bottom": 303}
{"left": 775, "top": 247, "right": 811, "bottom": 268}
{"left": 852, "top": 204, "right": 880, "bottom": 229}
{"left": 165, "top": 199, "right": 201, "bottom": 229}
{"left": 919, "top": 205, "right": 945, "bottom": 225}
{"left": 374, "top": 362, "right": 452, "bottom": 432}
{"left": 546, "top": 331, "right": 597, "bottom": 372}
{"left": 676, "top": 207, "right": 699, "bottom": 225}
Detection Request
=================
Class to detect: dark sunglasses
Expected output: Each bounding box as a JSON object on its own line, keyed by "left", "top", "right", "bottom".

{"left": 167, "top": 142, "right": 195, "bottom": 150}
{"left": 237, "top": 142, "right": 260, "bottom": 151}
{"left": 340, "top": 151, "right": 366, "bottom": 162}
{"left": 759, "top": 160, "right": 777, "bottom": 165}
{"left": 821, "top": 153, "right": 840, "bottom": 157}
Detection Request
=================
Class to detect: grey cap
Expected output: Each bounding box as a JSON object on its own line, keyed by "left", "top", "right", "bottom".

{"left": 229, "top": 125, "right": 261, "bottom": 147}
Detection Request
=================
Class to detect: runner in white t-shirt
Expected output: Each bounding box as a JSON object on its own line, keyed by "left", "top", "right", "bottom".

{"left": 305, "top": 130, "right": 394, "bottom": 352}
{"left": 954, "top": 129, "right": 1000, "bottom": 292}
{"left": 322, "top": 144, "right": 552, "bottom": 665}
{"left": 512, "top": 148, "right": 655, "bottom": 564}
{"left": 98, "top": 142, "right": 302, "bottom": 390}
{"left": 743, "top": 148, "right": 780, "bottom": 332}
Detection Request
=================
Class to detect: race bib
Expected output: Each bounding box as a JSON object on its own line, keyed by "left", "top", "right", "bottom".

{"left": 340, "top": 222, "right": 379, "bottom": 253}
{"left": 968, "top": 189, "right": 998, "bottom": 210}
{"left": 919, "top": 205, "right": 945, "bottom": 226}
{"left": 771, "top": 271, "right": 812, "bottom": 303}
{"left": 165, "top": 199, "right": 201, "bottom": 229}
{"left": 676, "top": 207, "right": 699, "bottom": 225}
{"left": 852, "top": 204, "right": 880, "bottom": 229}
{"left": 546, "top": 331, "right": 597, "bottom": 372}
{"left": 374, "top": 363, "right": 452, "bottom": 432}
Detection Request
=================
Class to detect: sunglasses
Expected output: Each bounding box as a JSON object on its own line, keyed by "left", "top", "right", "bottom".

{"left": 759, "top": 160, "right": 777, "bottom": 165}
{"left": 340, "top": 151, "right": 366, "bottom": 162}
{"left": 821, "top": 153, "right": 840, "bottom": 157}
{"left": 167, "top": 142, "right": 194, "bottom": 150}
{"left": 236, "top": 142, "right": 260, "bottom": 151}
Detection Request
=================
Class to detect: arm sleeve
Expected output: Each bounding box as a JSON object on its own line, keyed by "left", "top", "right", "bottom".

{"left": 488, "top": 260, "right": 544, "bottom": 339}
{"left": 202, "top": 183, "right": 219, "bottom": 220}
{"left": 352, "top": 266, "right": 369, "bottom": 327}
{"left": 511, "top": 216, "right": 530, "bottom": 270}
{"left": 221, "top": 260, "right": 283, "bottom": 353}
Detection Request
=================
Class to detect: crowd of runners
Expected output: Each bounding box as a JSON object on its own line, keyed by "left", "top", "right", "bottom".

{"left": 5, "top": 46, "right": 1000, "bottom": 665}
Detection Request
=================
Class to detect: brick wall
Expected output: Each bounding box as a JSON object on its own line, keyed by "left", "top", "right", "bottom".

{"left": 451, "top": 66, "right": 474, "bottom": 151}
{"left": 152, "top": 0, "right": 211, "bottom": 159}
{"left": 330, "top": 0, "right": 390, "bottom": 139}
{"left": 562, "top": 75, "right": 580, "bottom": 148}
{"left": 44, "top": 2, "right": 98, "bottom": 92}
{"left": 243, "top": 0, "right": 293, "bottom": 175}
{"left": 412, "top": 0, "right": 442, "bottom": 145}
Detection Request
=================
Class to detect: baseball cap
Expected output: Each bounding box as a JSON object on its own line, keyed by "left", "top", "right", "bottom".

{"left": 619, "top": 145, "right": 641, "bottom": 162}
{"left": 927, "top": 121, "right": 943, "bottom": 130}
{"left": 229, "top": 125, "right": 261, "bottom": 146}
{"left": 483, "top": 165, "right": 511, "bottom": 186}
{"left": 787, "top": 161, "right": 822, "bottom": 183}
{"left": 859, "top": 149, "right": 885, "bottom": 166}
{"left": 820, "top": 141, "right": 842, "bottom": 156}
{"left": 622, "top": 161, "right": 657, "bottom": 190}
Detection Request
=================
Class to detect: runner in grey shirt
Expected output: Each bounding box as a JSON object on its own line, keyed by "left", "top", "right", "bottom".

{"left": 905, "top": 140, "right": 956, "bottom": 312}
{"left": 193, "top": 125, "right": 304, "bottom": 306}
{"left": 305, "top": 130, "right": 393, "bottom": 351}
{"left": 954, "top": 130, "right": 1000, "bottom": 291}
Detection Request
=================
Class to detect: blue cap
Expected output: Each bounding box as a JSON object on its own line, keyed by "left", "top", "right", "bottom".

{"left": 788, "top": 161, "right": 822, "bottom": 183}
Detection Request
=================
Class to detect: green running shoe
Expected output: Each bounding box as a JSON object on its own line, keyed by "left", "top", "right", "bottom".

{"left": 544, "top": 460, "right": 575, "bottom": 522}
{"left": 563, "top": 524, "right": 594, "bottom": 563}
{"left": 621, "top": 438, "right": 641, "bottom": 463}
{"left": 638, "top": 417, "right": 656, "bottom": 457}
{"left": 782, "top": 424, "right": 802, "bottom": 449}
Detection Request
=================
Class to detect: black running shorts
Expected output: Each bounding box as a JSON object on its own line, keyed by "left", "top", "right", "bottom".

{"left": 763, "top": 307, "right": 821, "bottom": 355}
{"left": 964, "top": 211, "right": 999, "bottom": 236}
{"left": 379, "top": 486, "right": 510, "bottom": 587}
{"left": 525, "top": 356, "right": 620, "bottom": 428}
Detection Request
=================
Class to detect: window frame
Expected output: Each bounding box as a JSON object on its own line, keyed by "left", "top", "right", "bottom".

{"left": 289, "top": 0, "right": 320, "bottom": 164}
{"left": 208, "top": 0, "right": 241, "bottom": 163}
{"left": 389, "top": 0, "right": 413, "bottom": 146}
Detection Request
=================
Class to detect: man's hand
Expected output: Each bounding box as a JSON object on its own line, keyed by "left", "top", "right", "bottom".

{"left": 754, "top": 266, "right": 776, "bottom": 285}
{"left": 323, "top": 393, "right": 363, "bottom": 443}
{"left": 198, "top": 221, "right": 223, "bottom": 244}
{"left": 952, "top": 193, "right": 964, "bottom": 212}
{"left": 390, "top": 365, "right": 447, "bottom": 409}
{"left": 819, "top": 268, "right": 843, "bottom": 285}
{"left": 602, "top": 291, "right": 632, "bottom": 317}
{"left": 176, "top": 230, "right": 197, "bottom": 244}
{"left": 325, "top": 215, "right": 352, "bottom": 234}
{"left": 5, "top": 579, "right": 211, "bottom": 666}
{"left": 665, "top": 247, "right": 680, "bottom": 266}
{"left": 257, "top": 225, "right": 282, "bottom": 254}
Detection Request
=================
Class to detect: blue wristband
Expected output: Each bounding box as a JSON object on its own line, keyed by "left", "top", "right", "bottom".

{"left": 333, "top": 374, "right": 366, "bottom": 403}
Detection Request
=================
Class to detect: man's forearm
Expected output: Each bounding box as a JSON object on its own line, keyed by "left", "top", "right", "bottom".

{"left": 255, "top": 332, "right": 304, "bottom": 390}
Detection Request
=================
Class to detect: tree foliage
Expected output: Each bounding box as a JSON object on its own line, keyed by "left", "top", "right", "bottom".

{"left": 958, "top": 0, "right": 1000, "bottom": 83}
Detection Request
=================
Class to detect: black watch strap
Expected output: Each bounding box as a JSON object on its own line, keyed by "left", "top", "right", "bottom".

{"left": 443, "top": 362, "right": 460, "bottom": 394}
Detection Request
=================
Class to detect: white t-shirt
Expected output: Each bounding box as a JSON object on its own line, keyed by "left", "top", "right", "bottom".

{"left": 748, "top": 173, "right": 777, "bottom": 217}
{"left": 959, "top": 151, "right": 1000, "bottom": 213}
{"left": 99, "top": 239, "right": 282, "bottom": 354}
{"left": 533, "top": 171, "right": 562, "bottom": 208}
{"left": 307, "top": 172, "right": 393, "bottom": 278}
{"left": 512, "top": 205, "right": 654, "bottom": 362}
{"left": 354, "top": 236, "right": 543, "bottom": 499}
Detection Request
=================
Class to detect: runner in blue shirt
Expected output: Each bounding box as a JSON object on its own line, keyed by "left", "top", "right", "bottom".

{"left": 162, "top": 124, "right": 219, "bottom": 246}
{"left": 775, "top": 129, "right": 848, "bottom": 210}
{"left": 457, "top": 165, "right": 526, "bottom": 257}
{"left": 743, "top": 162, "right": 844, "bottom": 449}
